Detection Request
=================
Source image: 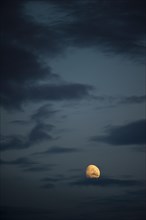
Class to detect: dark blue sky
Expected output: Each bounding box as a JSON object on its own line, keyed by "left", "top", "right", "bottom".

{"left": 0, "top": 0, "right": 146, "bottom": 219}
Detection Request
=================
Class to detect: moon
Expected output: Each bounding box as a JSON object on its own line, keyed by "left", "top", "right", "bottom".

{"left": 86, "top": 164, "right": 100, "bottom": 179}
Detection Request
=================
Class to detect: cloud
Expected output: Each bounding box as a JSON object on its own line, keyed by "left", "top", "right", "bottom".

{"left": 0, "top": 1, "right": 93, "bottom": 110}
{"left": 28, "top": 122, "right": 54, "bottom": 143}
{"left": 69, "top": 176, "right": 144, "bottom": 187}
{"left": 23, "top": 165, "right": 53, "bottom": 172}
{"left": 0, "top": 157, "right": 37, "bottom": 167}
{"left": 2, "top": 0, "right": 145, "bottom": 61}
{"left": 31, "top": 104, "right": 59, "bottom": 122}
{"left": 1, "top": 0, "right": 145, "bottom": 110}
{"left": 0, "top": 122, "right": 54, "bottom": 151}
{"left": 28, "top": 83, "right": 93, "bottom": 101}
{"left": 1, "top": 44, "right": 52, "bottom": 82}
{"left": 90, "top": 119, "right": 146, "bottom": 146}
{"left": 41, "top": 0, "right": 145, "bottom": 61}
{"left": 33, "top": 145, "right": 80, "bottom": 156}
{"left": 41, "top": 177, "right": 62, "bottom": 182}
{"left": 0, "top": 81, "right": 93, "bottom": 110}
{"left": 11, "top": 120, "right": 31, "bottom": 125}
{"left": 119, "top": 95, "right": 146, "bottom": 105}
{"left": 0, "top": 135, "right": 29, "bottom": 151}
{"left": 0, "top": 156, "right": 55, "bottom": 173}
{"left": 95, "top": 95, "right": 146, "bottom": 110}
{"left": 40, "top": 175, "right": 65, "bottom": 189}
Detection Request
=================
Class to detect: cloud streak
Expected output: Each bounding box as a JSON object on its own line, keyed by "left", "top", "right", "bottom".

{"left": 0, "top": 157, "right": 37, "bottom": 167}
{"left": 0, "top": 81, "right": 93, "bottom": 110}
{"left": 69, "top": 176, "right": 145, "bottom": 188}
{"left": 90, "top": 119, "right": 146, "bottom": 146}
{"left": 33, "top": 145, "right": 80, "bottom": 156}
{"left": 0, "top": 122, "right": 54, "bottom": 151}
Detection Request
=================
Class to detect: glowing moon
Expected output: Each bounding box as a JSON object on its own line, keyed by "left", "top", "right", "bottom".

{"left": 86, "top": 164, "right": 100, "bottom": 179}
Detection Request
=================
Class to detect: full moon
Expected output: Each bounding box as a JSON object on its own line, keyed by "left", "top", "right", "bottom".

{"left": 86, "top": 164, "right": 100, "bottom": 179}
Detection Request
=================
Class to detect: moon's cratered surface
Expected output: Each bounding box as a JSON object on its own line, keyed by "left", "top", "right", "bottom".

{"left": 86, "top": 164, "right": 100, "bottom": 179}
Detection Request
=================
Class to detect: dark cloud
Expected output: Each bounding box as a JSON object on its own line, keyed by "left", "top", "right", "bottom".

{"left": 0, "top": 0, "right": 93, "bottom": 110}
{"left": 45, "top": 146, "right": 80, "bottom": 154}
{"left": 69, "top": 176, "right": 144, "bottom": 187}
{"left": 1, "top": 44, "right": 52, "bottom": 82}
{"left": 0, "top": 135, "right": 29, "bottom": 151}
{"left": 45, "top": 0, "right": 145, "bottom": 61}
{"left": 0, "top": 122, "right": 54, "bottom": 151}
{"left": 1, "top": 0, "right": 145, "bottom": 110}
{"left": 28, "top": 83, "right": 93, "bottom": 102}
{"left": 0, "top": 44, "right": 60, "bottom": 110}
{"left": 0, "top": 81, "right": 93, "bottom": 110}
{"left": 11, "top": 120, "right": 31, "bottom": 125}
{"left": 33, "top": 145, "right": 80, "bottom": 156}
{"left": 90, "top": 119, "right": 146, "bottom": 146}
{"left": 2, "top": 0, "right": 145, "bottom": 61}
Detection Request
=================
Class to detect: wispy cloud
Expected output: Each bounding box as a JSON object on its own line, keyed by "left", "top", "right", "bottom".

{"left": 0, "top": 122, "right": 55, "bottom": 151}
{"left": 33, "top": 145, "right": 80, "bottom": 156}
{"left": 0, "top": 157, "right": 37, "bottom": 167}
{"left": 23, "top": 0, "right": 145, "bottom": 60}
{"left": 31, "top": 104, "right": 59, "bottom": 122}
{"left": 69, "top": 176, "right": 145, "bottom": 187}
{"left": 0, "top": 156, "right": 55, "bottom": 173}
{"left": 119, "top": 95, "right": 146, "bottom": 105}
{"left": 23, "top": 165, "right": 53, "bottom": 173}
{"left": 95, "top": 95, "right": 146, "bottom": 110}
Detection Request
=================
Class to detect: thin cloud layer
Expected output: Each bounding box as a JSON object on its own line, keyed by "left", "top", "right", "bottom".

{"left": 0, "top": 156, "right": 54, "bottom": 173}
{"left": 33, "top": 145, "right": 80, "bottom": 156}
{"left": 119, "top": 95, "right": 146, "bottom": 105}
{"left": 0, "top": 157, "right": 37, "bottom": 167}
{"left": 0, "top": 122, "right": 54, "bottom": 151}
{"left": 31, "top": 104, "right": 59, "bottom": 122}
{"left": 40, "top": 176, "right": 63, "bottom": 189}
{"left": 90, "top": 119, "right": 146, "bottom": 146}
{"left": 69, "top": 176, "right": 144, "bottom": 188}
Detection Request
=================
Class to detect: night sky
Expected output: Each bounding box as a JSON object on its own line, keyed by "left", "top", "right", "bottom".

{"left": 0, "top": 0, "right": 146, "bottom": 220}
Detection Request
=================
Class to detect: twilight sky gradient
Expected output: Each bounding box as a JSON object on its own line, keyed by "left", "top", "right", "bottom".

{"left": 0, "top": 0, "right": 146, "bottom": 220}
